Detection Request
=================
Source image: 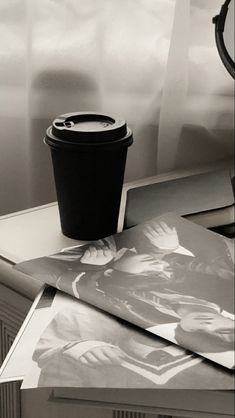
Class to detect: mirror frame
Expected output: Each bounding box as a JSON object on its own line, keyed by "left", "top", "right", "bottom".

{"left": 213, "top": 0, "right": 235, "bottom": 79}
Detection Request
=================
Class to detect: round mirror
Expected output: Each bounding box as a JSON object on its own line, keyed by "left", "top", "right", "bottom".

{"left": 213, "top": 0, "right": 235, "bottom": 79}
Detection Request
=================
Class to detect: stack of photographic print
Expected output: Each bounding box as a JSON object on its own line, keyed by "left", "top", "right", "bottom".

{"left": 15, "top": 213, "right": 234, "bottom": 370}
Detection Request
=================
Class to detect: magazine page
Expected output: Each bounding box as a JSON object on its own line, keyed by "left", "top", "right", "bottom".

{"left": 19, "top": 288, "right": 234, "bottom": 390}
{"left": 0, "top": 286, "right": 64, "bottom": 383}
{"left": 15, "top": 213, "right": 235, "bottom": 369}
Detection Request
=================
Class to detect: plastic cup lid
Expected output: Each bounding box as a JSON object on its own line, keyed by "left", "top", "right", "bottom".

{"left": 45, "top": 112, "right": 133, "bottom": 149}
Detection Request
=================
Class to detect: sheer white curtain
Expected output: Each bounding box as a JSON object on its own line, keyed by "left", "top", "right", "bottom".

{"left": 0, "top": 0, "right": 233, "bottom": 215}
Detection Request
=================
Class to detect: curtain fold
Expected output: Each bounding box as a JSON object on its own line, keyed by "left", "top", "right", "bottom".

{"left": 0, "top": 0, "right": 31, "bottom": 214}
{"left": 157, "top": 0, "right": 190, "bottom": 173}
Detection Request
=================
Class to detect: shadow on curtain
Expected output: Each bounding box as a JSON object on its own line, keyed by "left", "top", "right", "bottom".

{"left": 0, "top": 0, "right": 233, "bottom": 215}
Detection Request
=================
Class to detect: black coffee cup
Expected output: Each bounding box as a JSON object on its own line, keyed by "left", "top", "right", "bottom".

{"left": 45, "top": 112, "right": 133, "bottom": 240}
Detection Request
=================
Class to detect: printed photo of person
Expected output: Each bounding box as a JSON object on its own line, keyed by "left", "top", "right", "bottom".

{"left": 146, "top": 290, "right": 234, "bottom": 369}
{"left": 21, "top": 294, "right": 234, "bottom": 390}
{"left": 15, "top": 213, "right": 234, "bottom": 368}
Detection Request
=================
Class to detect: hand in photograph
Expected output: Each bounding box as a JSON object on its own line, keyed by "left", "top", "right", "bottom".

{"left": 143, "top": 222, "right": 179, "bottom": 251}
{"left": 79, "top": 345, "right": 125, "bottom": 366}
{"left": 173, "top": 311, "right": 235, "bottom": 364}
{"left": 179, "top": 311, "right": 234, "bottom": 346}
{"left": 80, "top": 244, "right": 115, "bottom": 266}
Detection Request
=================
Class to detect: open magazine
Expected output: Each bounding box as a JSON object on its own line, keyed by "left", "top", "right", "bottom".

{"left": 15, "top": 213, "right": 235, "bottom": 369}
{"left": 0, "top": 286, "right": 234, "bottom": 393}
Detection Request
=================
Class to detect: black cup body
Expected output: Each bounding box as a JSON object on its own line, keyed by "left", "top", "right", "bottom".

{"left": 45, "top": 112, "right": 133, "bottom": 240}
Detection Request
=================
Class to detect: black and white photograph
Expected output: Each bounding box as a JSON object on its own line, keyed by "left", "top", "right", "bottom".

{"left": 15, "top": 212, "right": 235, "bottom": 369}
{"left": 1, "top": 286, "right": 233, "bottom": 391}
